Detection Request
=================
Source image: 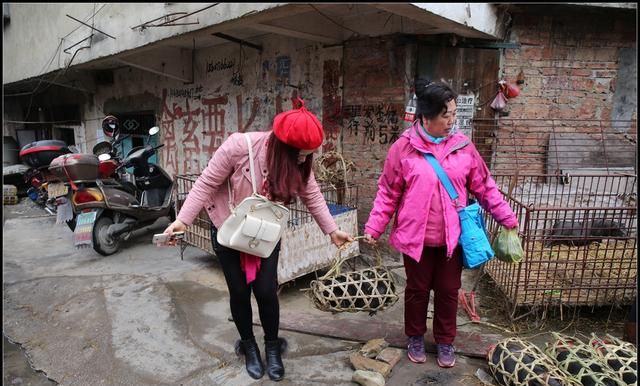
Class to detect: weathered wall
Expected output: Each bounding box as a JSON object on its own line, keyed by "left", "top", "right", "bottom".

{"left": 2, "top": 3, "right": 288, "bottom": 85}
{"left": 85, "top": 34, "right": 342, "bottom": 177}
{"left": 341, "top": 36, "right": 414, "bottom": 244}
{"left": 494, "top": 8, "right": 637, "bottom": 174}
{"left": 504, "top": 9, "right": 636, "bottom": 121}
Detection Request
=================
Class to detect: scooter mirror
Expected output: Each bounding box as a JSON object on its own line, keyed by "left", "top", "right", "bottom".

{"left": 98, "top": 153, "right": 112, "bottom": 161}
{"left": 148, "top": 126, "right": 160, "bottom": 136}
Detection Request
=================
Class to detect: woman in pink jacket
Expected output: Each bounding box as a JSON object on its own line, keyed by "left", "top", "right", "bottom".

{"left": 164, "top": 100, "right": 352, "bottom": 381}
{"left": 364, "top": 80, "right": 518, "bottom": 368}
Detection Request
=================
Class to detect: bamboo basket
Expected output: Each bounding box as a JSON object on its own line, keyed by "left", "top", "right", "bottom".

{"left": 306, "top": 238, "right": 398, "bottom": 314}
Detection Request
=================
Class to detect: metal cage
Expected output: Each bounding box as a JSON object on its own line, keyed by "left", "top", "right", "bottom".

{"left": 472, "top": 119, "right": 637, "bottom": 320}
{"left": 174, "top": 174, "right": 360, "bottom": 283}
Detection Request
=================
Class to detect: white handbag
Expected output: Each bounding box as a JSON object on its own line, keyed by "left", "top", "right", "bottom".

{"left": 216, "top": 133, "right": 290, "bottom": 257}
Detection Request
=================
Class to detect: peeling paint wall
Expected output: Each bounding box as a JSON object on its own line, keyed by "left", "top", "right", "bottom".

{"left": 340, "top": 37, "right": 413, "bottom": 241}
{"left": 86, "top": 35, "right": 343, "bottom": 177}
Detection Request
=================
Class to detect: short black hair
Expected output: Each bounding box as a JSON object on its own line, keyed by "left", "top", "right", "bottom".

{"left": 414, "top": 78, "right": 458, "bottom": 120}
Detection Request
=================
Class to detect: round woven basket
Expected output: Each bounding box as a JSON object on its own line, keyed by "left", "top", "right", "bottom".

{"left": 589, "top": 333, "right": 637, "bottom": 386}
{"left": 487, "top": 336, "right": 581, "bottom": 386}
{"left": 545, "top": 332, "right": 627, "bottom": 386}
{"left": 307, "top": 239, "right": 398, "bottom": 314}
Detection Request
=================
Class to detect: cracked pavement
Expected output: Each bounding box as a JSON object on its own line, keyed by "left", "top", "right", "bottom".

{"left": 3, "top": 199, "right": 488, "bottom": 385}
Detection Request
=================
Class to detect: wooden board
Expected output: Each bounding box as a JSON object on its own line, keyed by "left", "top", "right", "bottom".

{"left": 254, "top": 311, "right": 506, "bottom": 359}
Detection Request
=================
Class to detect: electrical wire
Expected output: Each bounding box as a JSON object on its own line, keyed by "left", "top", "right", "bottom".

{"left": 309, "top": 4, "right": 360, "bottom": 37}
{"left": 62, "top": 3, "right": 108, "bottom": 40}
{"left": 7, "top": 4, "right": 109, "bottom": 99}
{"left": 23, "top": 39, "right": 65, "bottom": 119}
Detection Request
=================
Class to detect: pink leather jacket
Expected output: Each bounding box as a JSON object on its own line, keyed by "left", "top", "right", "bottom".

{"left": 364, "top": 123, "right": 518, "bottom": 262}
{"left": 176, "top": 131, "right": 338, "bottom": 235}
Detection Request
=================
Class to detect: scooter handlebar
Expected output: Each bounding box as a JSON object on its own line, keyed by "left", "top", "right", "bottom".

{"left": 112, "top": 134, "right": 131, "bottom": 147}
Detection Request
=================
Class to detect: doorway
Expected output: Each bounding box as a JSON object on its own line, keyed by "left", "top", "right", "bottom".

{"left": 114, "top": 111, "right": 158, "bottom": 164}
{"left": 416, "top": 44, "right": 500, "bottom": 163}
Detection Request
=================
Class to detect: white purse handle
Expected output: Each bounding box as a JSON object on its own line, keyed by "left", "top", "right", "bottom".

{"left": 227, "top": 133, "right": 258, "bottom": 209}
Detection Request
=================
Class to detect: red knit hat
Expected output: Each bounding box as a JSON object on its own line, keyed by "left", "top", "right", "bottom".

{"left": 272, "top": 98, "right": 324, "bottom": 150}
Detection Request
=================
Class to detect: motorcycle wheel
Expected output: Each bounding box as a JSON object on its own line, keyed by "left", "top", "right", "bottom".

{"left": 92, "top": 216, "right": 121, "bottom": 256}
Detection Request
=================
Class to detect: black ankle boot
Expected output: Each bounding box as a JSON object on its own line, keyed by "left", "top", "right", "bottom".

{"left": 235, "top": 338, "right": 264, "bottom": 379}
{"left": 264, "top": 337, "right": 287, "bottom": 381}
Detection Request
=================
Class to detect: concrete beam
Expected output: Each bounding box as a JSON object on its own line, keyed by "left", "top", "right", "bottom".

{"left": 114, "top": 46, "right": 193, "bottom": 83}
{"left": 249, "top": 23, "right": 341, "bottom": 45}
{"left": 372, "top": 3, "right": 506, "bottom": 40}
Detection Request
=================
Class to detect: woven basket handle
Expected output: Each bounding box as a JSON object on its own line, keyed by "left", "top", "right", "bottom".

{"left": 319, "top": 236, "right": 383, "bottom": 280}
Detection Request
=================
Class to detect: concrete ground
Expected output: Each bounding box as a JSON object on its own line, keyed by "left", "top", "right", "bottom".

{"left": 2, "top": 198, "right": 630, "bottom": 386}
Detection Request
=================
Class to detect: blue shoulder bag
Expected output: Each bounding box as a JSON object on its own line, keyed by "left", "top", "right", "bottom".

{"left": 423, "top": 153, "right": 495, "bottom": 269}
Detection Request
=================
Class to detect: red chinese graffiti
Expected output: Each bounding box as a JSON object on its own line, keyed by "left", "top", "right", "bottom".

{"left": 160, "top": 87, "right": 325, "bottom": 176}
{"left": 160, "top": 89, "right": 179, "bottom": 176}
{"left": 322, "top": 60, "right": 341, "bottom": 152}
{"left": 201, "top": 95, "right": 228, "bottom": 157}
{"left": 236, "top": 94, "right": 260, "bottom": 133}
{"left": 181, "top": 98, "right": 202, "bottom": 174}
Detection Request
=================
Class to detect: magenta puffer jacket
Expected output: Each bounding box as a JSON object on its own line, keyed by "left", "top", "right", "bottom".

{"left": 364, "top": 123, "right": 518, "bottom": 262}
{"left": 177, "top": 131, "right": 338, "bottom": 235}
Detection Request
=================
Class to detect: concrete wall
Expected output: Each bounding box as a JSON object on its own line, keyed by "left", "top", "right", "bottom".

{"left": 85, "top": 34, "right": 342, "bottom": 177}
{"left": 2, "top": 3, "right": 287, "bottom": 85}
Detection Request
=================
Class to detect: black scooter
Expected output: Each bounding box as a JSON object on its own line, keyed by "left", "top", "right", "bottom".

{"left": 70, "top": 126, "right": 175, "bottom": 255}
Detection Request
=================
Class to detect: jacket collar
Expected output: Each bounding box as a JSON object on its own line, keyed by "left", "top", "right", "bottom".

{"left": 403, "top": 121, "right": 470, "bottom": 155}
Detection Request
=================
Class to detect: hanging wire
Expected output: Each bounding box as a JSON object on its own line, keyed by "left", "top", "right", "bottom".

{"left": 11, "top": 4, "right": 109, "bottom": 99}
{"left": 309, "top": 4, "right": 360, "bottom": 38}
{"left": 62, "top": 3, "right": 108, "bottom": 40}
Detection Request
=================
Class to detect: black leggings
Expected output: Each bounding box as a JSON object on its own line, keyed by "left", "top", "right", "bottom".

{"left": 211, "top": 226, "right": 280, "bottom": 341}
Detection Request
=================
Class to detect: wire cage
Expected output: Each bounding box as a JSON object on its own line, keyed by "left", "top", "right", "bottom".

{"left": 471, "top": 119, "right": 637, "bottom": 320}
{"left": 175, "top": 174, "right": 215, "bottom": 254}
{"left": 174, "top": 174, "right": 360, "bottom": 283}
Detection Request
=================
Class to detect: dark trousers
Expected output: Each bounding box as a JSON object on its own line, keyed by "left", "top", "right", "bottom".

{"left": 211, "top": 226, "right": 280, "bottom": 341}
{"left": 403, "top": 246, "right": 462, "bottom": 344}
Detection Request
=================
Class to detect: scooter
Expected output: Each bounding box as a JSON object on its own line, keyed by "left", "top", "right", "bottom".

{"left": 69, "top": 126, "right": 175, "bottom": 255}
{"left": 49, "top": 116, "right": 133, "bottom": 231}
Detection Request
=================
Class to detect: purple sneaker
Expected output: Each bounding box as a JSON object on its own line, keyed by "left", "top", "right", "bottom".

{"left": 407, "top": 335, "right": 426, "bottom": 363}
{"left": 436, "top": 344, "right": 456, "bottom": 368}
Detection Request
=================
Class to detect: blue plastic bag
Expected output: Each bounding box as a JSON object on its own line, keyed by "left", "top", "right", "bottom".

{"left": 457, "top": 200, "right": 495, "bottom": 269}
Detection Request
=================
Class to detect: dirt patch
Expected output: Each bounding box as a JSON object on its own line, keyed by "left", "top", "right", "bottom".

{"left": 474, "top": 273, "right": 629, "bottom": 345}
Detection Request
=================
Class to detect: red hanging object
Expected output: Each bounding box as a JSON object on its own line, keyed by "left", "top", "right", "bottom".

{"left": 505, "top": 83, "right": 521, "bottom": 98}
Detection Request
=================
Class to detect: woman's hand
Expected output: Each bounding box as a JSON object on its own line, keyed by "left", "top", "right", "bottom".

{"left": 162, "top": 219, "right": 187, "bottom": 246}
{"left": 363, "top": 233, "right": 377, "bottom": 246}
{"left": 329, "top": 229, "right": 353, "bottom": 248}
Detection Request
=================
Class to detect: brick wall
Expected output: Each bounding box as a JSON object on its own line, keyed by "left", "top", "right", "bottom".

{"left": 504, "top": 9, "right": 635, "bottom": 120}
{"left": 494, "top": 7, "right": 636, "bottom": 174}
{"left": 341, "top": 36, "right": 410, "bottom": 248}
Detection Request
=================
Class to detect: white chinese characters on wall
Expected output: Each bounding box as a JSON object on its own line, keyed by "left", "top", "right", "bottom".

{"left": 456, "top": 94, "right": 475, "bottom": 139}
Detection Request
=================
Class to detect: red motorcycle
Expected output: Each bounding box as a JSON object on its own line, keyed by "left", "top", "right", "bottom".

{"left": 19, "top": 139, "right": 75, "bottom": 214}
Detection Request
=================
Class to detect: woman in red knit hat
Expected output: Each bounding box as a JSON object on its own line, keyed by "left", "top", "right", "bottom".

{"left": 163, "top": 98, "right": 353, "bottom": 381}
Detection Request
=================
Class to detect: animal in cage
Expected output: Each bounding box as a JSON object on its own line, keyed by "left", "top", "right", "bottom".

{"left": 545, "top": 333, "right": 627, "bottom": 386}
{"left": 487, "top": 337, "right": 580, "bottom": 386}
{"left": 588, "top": 334, "right": 637, "bottom": 386}
{"left": 544, "top": 219, "right": 627, "bottom": 247}
{"left": 308, "top": 262, "right": 398, "bottom": 314}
